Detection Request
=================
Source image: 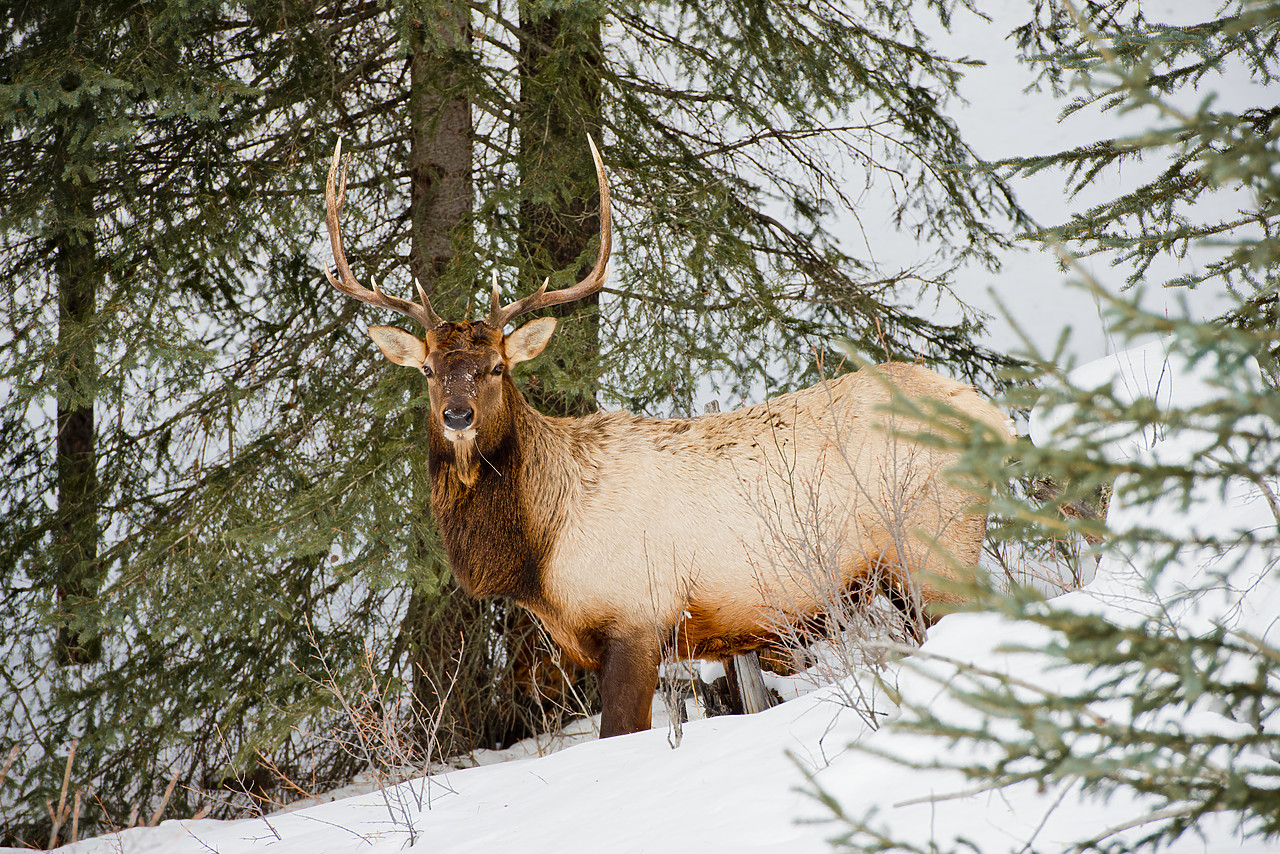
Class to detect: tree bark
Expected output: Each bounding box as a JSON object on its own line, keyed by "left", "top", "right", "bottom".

{"left": 407, "top": 4, "right": 473, "bottom": 318}
{"left": 52, "top": 106, "right": 102, "bottom": 665}
{"left": 399, "top": 3, "right": 488, "bottom": 753}
{"left": 517, "top": 2, "right": 604, "bottom": 417}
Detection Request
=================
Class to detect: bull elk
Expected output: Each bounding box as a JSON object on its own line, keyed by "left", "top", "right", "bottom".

{"left": 323, "top": 139, "right": 1013, "bottom": 737}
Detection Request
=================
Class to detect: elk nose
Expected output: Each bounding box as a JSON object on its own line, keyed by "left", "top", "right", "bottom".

{"left": 442, "top": 408, "right": 474, "bottom": 431}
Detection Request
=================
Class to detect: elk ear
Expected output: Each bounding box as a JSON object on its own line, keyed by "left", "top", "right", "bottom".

{"left": 504, "top": 317, "right": 557, "bottom": 365}
{"left": 368, "top": 325, "right": 427, "bottom": 369}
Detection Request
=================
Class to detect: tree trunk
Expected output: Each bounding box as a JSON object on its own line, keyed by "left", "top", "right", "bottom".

{"left": 52, "top": 103, "right": 102, "bottom": 666}
{"left": 517, "top": 2, "right": 604, "bottom": 417}
{"left": 502, "top": 0, "right": 608, "bottom": 730}
{"left": 730, "top": 652, "right": 777, "bottom": 715}
{"left": 398, "top": 3, "right": 491, "bottom": 755}
{"left": 407, "top": 5, "right": 473, "bottom": 319}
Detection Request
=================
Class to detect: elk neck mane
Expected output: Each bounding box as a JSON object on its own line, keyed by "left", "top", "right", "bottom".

{"left": 426, "top": 380, "right": 597, "bottom": 606}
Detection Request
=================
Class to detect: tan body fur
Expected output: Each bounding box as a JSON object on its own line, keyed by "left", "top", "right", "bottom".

{"left": 520, "top": 363, "right": 1011, "bottom": 670}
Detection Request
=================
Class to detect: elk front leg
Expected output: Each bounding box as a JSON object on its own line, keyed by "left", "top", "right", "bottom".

{"left": 597, "top": 632, "right": 659, "bottom": 737}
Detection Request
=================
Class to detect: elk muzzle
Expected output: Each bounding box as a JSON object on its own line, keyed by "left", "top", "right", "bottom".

{"left": 443, "top": 407, "right": 474, "bottom": 432}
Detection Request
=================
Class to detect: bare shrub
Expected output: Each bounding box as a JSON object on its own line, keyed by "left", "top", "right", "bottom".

{"left": 982, "top": 476, "right": 1108, "bottom": 596}
{"left": 745, "top": 373, "right": 992, "bottom": 727}
{"left": 399, "top": 585, "right": 599, "bottom": 758}
{"left": 498, "top": 629, "right": 602, "bottom": 757}
{"left": 197, "top": 625, "right": 470, "bottom": 847}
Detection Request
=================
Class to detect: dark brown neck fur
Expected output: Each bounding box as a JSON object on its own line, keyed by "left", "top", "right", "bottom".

{"left": 428, "top": 382, "right": 562, "bottom": 606}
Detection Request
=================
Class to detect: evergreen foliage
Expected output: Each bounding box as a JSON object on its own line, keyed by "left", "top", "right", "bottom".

{"left": 1, "top": 0, "right": 1025, "bottom": 842}
{"left": 818, "top": 2, "right": 1280, "bottom": 851}
{"left": 1, "top": 0, "right": 429, "bottom": 839}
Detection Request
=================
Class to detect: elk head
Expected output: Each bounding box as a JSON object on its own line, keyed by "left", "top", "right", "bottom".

{"left": 323, "top": 138, "right": 611, "bottom": 474}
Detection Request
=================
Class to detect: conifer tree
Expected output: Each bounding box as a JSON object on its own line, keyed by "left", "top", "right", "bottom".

{"left": 818, "top": 3, "right": 1280, "bottom": 851}
{"left": 0, "top": 0, "right": 431, "bottom": 838}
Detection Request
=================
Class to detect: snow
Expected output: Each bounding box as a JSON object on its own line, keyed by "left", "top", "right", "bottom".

{"left": 38, "top": 336, "right": 1278, "bottom": 854}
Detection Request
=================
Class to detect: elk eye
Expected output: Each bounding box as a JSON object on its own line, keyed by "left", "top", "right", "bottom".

{"left": 491, "top": 364, "right": 504, "bottom": 375}
{"left": 423, "top": 367, "right": 434, "bottom": 378}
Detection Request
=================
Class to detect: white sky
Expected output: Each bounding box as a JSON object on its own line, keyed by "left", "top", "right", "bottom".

{"left": 851, "top": 0, "right": 1262, "bottom": 364}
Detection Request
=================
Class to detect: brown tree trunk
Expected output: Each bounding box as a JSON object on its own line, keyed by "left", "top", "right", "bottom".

{"left": 397, "top": 4, "right": 493, "bottom": 755}
{"left": 499, "top": 1, "right": 607, "bottom": 732}
{"left": 407, "top": 6, "right": 473, "bottom": 319}
{"left": 397, "top": 2, "right": 611, "bottom": 752}
{"left": 52, "top": 112, "right": 102, "bottom": 665}
{"left": 517, "top": 2, "right": 604, "bottom": 418}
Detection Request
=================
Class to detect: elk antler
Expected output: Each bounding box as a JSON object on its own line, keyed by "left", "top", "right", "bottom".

{"left": 324, "top": 139, "right": 443, "bottom": 329}
{"left": 486, "top": 135, "right": 612, "bottom": 329}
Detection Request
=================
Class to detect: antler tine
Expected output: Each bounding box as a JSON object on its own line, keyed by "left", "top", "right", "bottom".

{"left": 486, "top": 135, "right": 612, "bottom": 329}
{"left": 414, "top": 276, "right": 433, "bottom": 309}
{"left": 324, "top": 140, "right": 443, "bottom": 329}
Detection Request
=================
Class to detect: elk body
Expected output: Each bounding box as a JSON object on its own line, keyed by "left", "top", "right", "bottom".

{"left": 324, "top": 140, "right": 1013, "bottom": 737}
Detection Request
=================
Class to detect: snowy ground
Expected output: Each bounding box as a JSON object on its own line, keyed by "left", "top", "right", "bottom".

{"left": 38, "top": 338, "right": 1277, "bottom": 854}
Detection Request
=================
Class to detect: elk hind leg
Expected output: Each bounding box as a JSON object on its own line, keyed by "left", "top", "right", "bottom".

{"left": 854, "top": 552, "right": 934, "bottom": 646}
